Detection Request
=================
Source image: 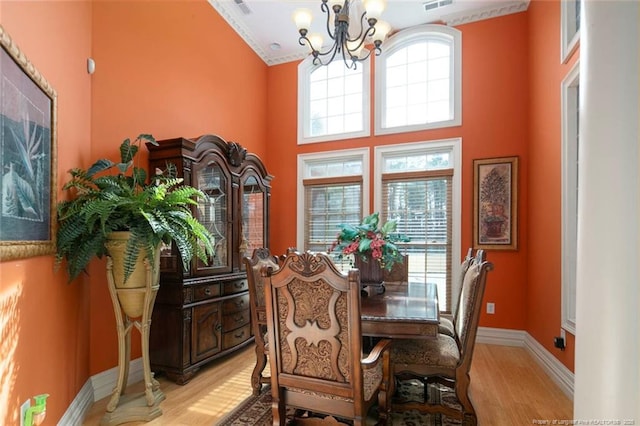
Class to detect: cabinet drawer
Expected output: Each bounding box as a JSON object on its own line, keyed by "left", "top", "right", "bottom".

{"left": 222, "top": 324, "right": 251, "bottom": 349}
{"left": 193, "top": 283, "right": 221, "bottom": 301}
{"left": 223, "top": 279, "right": 248, "bottom": 295}
{"left": 222, "top": 293, "right": 250, "bottom": 314}
{"left": 222, "top": 308, "right": 250, "bottom": 330}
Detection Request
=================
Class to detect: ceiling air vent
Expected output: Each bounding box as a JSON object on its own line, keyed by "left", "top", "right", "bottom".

{"left": 423, "top": 0, "right": 453, "bottom": 12}
{"left": 234, "top": 0, "right": 251, "bottom": 15}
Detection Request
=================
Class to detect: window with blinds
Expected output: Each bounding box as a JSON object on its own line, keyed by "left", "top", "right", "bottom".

{"left": 298, "top": 150, "right": 369, "bottom": 269}
{"left": 304, "top": 177, "right": 363, "bottom": 255}
{"left": 382, "top": 170, "right": 453, "bottom": 312}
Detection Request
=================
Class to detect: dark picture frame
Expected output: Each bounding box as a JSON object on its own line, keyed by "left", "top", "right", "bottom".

{"left": 473, "top": 156, "right": 518, "bottom": 251}
{"left": 0, "top": 25, "right": 57, "bottom": 260}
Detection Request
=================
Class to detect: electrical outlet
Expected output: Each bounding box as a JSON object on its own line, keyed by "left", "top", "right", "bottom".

{"left": 20, "top": 399, "right": 30, "bottom": 426}
{"left": 486, "top": 302, "right": 495, "bottom": 314}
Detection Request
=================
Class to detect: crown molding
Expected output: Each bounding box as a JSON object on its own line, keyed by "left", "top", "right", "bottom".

{"left": 443, "top": 1, "right": 530, "bottom": 26}
{"left": 207, "top": 0, "right": 270, "bottom": 64}
{"left": 208, "top": 0, "right": 530, "bottom": 66}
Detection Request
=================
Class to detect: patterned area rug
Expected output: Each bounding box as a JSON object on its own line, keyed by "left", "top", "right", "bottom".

{"left": 216, "top": 379, "right": 462, "bottom": 425}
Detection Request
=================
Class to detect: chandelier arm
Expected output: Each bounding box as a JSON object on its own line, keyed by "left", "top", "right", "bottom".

{"left": 341, "top": 46, "right": 358, "bottom": 70}
{"left": 356, "top": 47, "right": 374, "bottom": 62}
{"left": 322, "top": 1, "right": 338, "bottom": 42}
{"left": 316, "top": 42, "right": 341, "bottom": 65}
{"left": 344, "top": 27, "right": 374, "bottom": 54}
{"left": 345, "top": 11, "right": 369, "bottom": 43}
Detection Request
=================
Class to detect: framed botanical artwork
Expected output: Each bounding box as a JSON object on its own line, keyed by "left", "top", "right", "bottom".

{"left": 473, "top": 156, "right": 518, "bottom": 251}
{"left": 0, "top": 25, "right": 58, "bottom": 260}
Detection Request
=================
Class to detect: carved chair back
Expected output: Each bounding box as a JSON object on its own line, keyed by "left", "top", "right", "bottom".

{"left": 262, "top": 251, "right": 390, "bottom": 425}
{"left": 243, "top": 248, "right": 280, "bottom": 395}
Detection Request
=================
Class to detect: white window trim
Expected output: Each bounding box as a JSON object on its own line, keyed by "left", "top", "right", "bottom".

{"left": 374, "top": 24, "right": 462, "bottom": 136}
{"left": 561, "top": 60, "right": 579, "bottom": 334}
{"left": 373, "top": 138, "right": 462, "bottom": 304}
{"left": 297, "top": 56, "right": 371, "bottom": 145}
{"left": 297, "top": 148, "right": 370, "bottom": 250}
{"left": 560, "top": 0, "right": 580, "bottom": 63}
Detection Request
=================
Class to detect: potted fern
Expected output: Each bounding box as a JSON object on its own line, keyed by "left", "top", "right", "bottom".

{"left": 55, "top": 133, "right": 215, "bottom": 286}
{"left": 56, "top": 133, "right": 216, "bottom": 417}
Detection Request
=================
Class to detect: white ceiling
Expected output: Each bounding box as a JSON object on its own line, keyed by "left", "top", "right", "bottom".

{"left": 207, "top": 0, "right": 529, "bottom": 66}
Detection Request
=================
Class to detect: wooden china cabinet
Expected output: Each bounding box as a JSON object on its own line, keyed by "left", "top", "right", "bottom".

{"left": 147, "top": 134, "right": 272, "bottom": 384}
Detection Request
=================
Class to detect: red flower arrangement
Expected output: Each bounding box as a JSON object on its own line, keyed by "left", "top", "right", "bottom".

{"left": 328, "top": 212, "right": 410, "bottom": 271}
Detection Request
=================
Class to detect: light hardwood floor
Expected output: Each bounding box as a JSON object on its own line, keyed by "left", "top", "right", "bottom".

{"left": 83, "top": 343, "right": 573, "bottom": 425}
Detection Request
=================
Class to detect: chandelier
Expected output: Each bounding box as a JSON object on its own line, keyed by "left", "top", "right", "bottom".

{"left": 293, "top": 0, "right": 391, "bottom": 69}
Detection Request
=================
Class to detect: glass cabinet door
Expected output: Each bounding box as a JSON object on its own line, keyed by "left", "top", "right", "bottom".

{"left": 194, "top": 160, "right": 233, "bottom": 274}
{"left": 240, "top": 175, "right": 266, "bottom": 265}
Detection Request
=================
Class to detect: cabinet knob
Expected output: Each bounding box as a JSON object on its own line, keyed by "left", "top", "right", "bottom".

{"left": 235, "top": 330, "right": 245, "bottom": 339}
{"left": 235, "top": 314, "right": 244, "bottom": 323}
{"left": 235, "top": 299, "right": 245, "bottom": 307}
{"left": 204, "top": 287, "right": 212, "bottom": 295}
{"left": 216, "top": 323, "right": 223, "bottom": 331}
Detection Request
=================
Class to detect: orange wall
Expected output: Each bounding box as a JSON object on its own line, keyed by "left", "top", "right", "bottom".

{"left": 1, "top": 0, "right": 267, "bottom": 423}
{"left": 89, "top": 0, "right": 268, "bottom": 374}
{"left": 267, "top": 11, "right": 530, "bottom": 332}
{"left": 526, "top": 0, "right": 578, "bottom": 370}
{"left": 0, "top": 1, "right": 93, "bottom": 424}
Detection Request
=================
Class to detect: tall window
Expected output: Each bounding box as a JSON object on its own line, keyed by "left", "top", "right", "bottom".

{"left": 375, "top": 139, "right": 461, "bottom": 312}
{"left": 375, "top": 25, "right": 462, "bottom": 135}
{"left": 298, "top": 149, "right": 369, "bottom": 267}
{"left": 298, "top": 57, "right": 370, "bottom": 144}
{"left": 561, "top": 61, "right": 579, "bottom": 334}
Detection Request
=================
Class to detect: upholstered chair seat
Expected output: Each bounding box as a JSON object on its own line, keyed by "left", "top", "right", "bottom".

{"left": 392, "top": 334, "right": 459, "bottom": 370}
{"left": 438, "top": 316, "right": 456, "bottom": 338}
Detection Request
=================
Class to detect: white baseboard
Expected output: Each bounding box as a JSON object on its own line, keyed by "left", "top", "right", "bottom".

{"left": 58, "top": 358, "right": 143, "bottom": 425}
{"left": 523, "top": 333, "right": 575, "bottom": 399}
{"left": 476, "top": 326, "right": 527, "bottom": 346}
{"left": 90, "top": 357, "right": 144, "bottom": 401}
{"left": 57, "top": 380, "right": 93, "bottom": 426}
{"left": 61, "top": 330, "right": 575, "bottom": 424}
{"left": 476, "top": 326, "right": 574, "bottom": 400}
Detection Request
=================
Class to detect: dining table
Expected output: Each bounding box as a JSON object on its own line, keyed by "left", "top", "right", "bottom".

{"left": 360, "top": 281, "right": 440, "bottom": 339}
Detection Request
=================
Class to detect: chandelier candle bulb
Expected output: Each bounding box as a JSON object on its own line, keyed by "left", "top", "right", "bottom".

{"left": 372, "top": 20, "right": 391, "bottom": 43}
{"left": 309, "top": 33, "right": 325, "bottom": 51}
{"left": 293, "top": 8, "right": 313, "bottom": 34}
{"left": 364, "top": 0, "right": 386, "bottom": 20}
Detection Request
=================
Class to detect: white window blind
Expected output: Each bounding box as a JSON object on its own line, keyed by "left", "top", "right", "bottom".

{"left": 382, "top": 169, "right": 453, "bottom": 312}
{"left": 298, "top": 149, "right": 368, "bottom": 269}
{"left": 304, "top": 177, "right": 362, "bottom": 269}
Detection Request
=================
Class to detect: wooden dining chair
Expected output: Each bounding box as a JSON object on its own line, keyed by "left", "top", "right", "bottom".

{"left": 262, "top": 251, "right": 392, "bottom": 425}
{"left": 438, "top": 247, "right": 475, "bottom": 337}
{"left": 243, "top": 247, "right": 280, "bottom": 396}
{"left": 390, "top": 250, "right": 493, "bottom": 425}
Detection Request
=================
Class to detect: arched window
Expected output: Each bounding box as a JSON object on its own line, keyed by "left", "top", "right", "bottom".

{"left": 297, "top": 56, "right": 371, "bottom": 144}
{"left": 375, "top": 25, "right": 461, "bottom": 135}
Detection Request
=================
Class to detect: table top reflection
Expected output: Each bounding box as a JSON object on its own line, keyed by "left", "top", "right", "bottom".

{"left": 360, "top": 281, "right": 440, "bottom": 339}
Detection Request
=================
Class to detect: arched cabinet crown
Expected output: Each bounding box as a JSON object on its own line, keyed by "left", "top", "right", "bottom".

{"left": 147, "top": 134, "right": 273, "bottom": 384}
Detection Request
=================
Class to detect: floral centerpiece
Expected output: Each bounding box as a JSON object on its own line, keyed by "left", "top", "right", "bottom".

{"left": 328, "top": 212, "right": 410, "bottom": 272}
